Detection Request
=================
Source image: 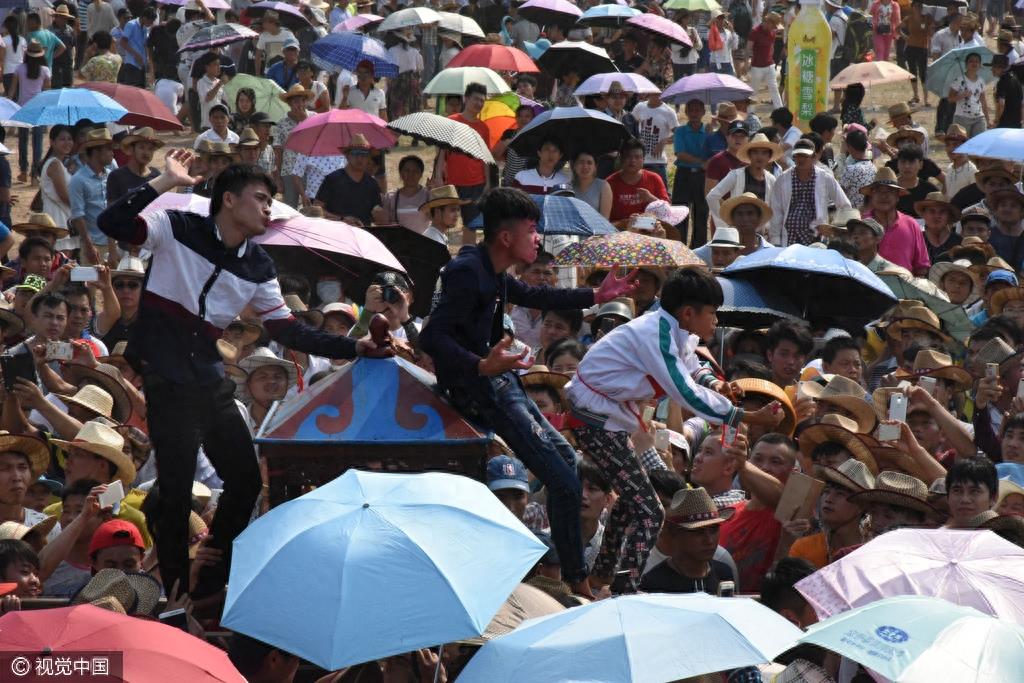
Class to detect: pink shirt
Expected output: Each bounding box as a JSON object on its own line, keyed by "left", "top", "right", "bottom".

{"left": 868, "top": 210, "right": 931, "bottom": 275}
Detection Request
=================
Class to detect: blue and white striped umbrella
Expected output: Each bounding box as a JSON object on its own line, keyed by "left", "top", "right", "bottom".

{"left": 469, "top": 193, "right": 616, "bottom": 237}
{"left": 12, "top": 87, "right": 127, "bottom": 126}
{"left": 311, "top": 32, "right": 398, "bottom": 78}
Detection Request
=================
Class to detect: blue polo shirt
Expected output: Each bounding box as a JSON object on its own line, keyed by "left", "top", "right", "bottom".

{"left": 703, "top": 130, "right": 728, "bottom": 159}
{"left": 69, "top": 164, "right": 111, "bottom": 246}
{"left": 120, "top": 18, "right": 149, "bottom": 69}
{"left": 674, "top": 122, "right": 708, "bottom": 170}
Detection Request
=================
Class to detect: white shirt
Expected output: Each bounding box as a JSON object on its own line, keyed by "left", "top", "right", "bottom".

{"left": 155, "top": 79, "right": 184, "bottom": 115}
{"left": 196, "top": 74, "right": 226, "bottom": 129}
{"left": 632, "top": 101, "right": 679, "bottom": 165}
{"left": 3, "top": 34, "right": 25, "bottom": 75}
{"left": 946, "top": 159, "right": 977, "bottom": 198}
{"left": 710, "top": 27, "right": 738, "bottom": 65}
{"left": 930, "top": 27, "right": 959, "bottom": 58}
{"left": 256, "top": 28, "right": 297, "bottom": 64}
{"left": 672, "top": 25, "right": 702, "bottom": 65}
{"left": 949, "top": 74, "right": 985, "bottom": 118}
{"left": 335, "top": 84, "right": 387, "bottom": 114}
{"left": 387, "top": 42, "right": 423, "bottom": 74}
{"left": 193, "top": 127, "right": 240, "bottom": 149}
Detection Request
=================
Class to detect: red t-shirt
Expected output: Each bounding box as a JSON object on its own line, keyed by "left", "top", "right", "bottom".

{"left": 445, "top": 114, "right": 490, "bottom": 187}
{"left": 606, "top": 170, "right": 669, "bottom": 222}
{"left": 705, "top": 151, "right": 744, "bottom": 184}
{"left": 749, "top": 24, "right": 777, "bottom": 68}
{"left": 718, "top": 499, "right": 781, "bottom": 593}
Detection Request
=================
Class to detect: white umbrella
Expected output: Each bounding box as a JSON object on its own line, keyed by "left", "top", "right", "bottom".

{"left": 0, "top": 97, "right": 30, "bottom": 128}
{"left": 437, "top": 11, "right": 485, "bottom": 38}
{"left": 377, "top": 6, "right": 441, "bottom": 32}
{"left": 423, "top": 66, "right": 510, "bottom": 96}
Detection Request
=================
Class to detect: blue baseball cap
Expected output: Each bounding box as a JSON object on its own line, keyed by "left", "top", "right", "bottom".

{"left": 486, "top": 455, "right": 529, "bottom": 493}
{"left": 986, "top": 270, "right": 1018, "bottom": 288}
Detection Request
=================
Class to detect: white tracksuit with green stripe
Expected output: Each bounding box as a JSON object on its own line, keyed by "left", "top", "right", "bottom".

{"left": 565, "top": 308, "right": 744, "bottom": 434}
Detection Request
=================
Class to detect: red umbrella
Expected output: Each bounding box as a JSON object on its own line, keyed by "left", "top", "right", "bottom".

{"left": 0, "top": 605, "right": 245, "bottom": 682}
{"left": 447, "top": 43, "right": 539, "bottom": 73}
{"left": 284, "top": 109, "right": 397, "bottom": 156}
{"left": 80, "top": 82, "right": 183, "bottom": 131}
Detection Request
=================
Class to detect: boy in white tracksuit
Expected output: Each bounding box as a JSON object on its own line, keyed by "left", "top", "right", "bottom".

{"left": 565, "top": 269, "right": 782, "bottom": 592}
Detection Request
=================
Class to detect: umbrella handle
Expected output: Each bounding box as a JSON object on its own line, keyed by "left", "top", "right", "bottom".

{"left": 433, "top": 644, "right": 444, "bottom": 683}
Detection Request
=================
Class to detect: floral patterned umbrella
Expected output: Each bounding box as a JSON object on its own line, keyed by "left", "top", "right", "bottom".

{"left": 552, "top": 231, "right": 703, "bottom": 268}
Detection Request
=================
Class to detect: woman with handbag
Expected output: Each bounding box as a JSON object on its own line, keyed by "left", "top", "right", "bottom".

{"left": 870, "top": 0, "right": 900, "bottom": 62}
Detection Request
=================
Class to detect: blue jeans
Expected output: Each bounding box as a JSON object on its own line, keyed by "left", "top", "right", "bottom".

{"left": 18, "top": 126, "right": 43, "bottom": 176}
{"left": 711, "top": 62, "right": 735, "bottom": 75}
{"left": 450, "top": 372, "right": 586, "bottom": 583}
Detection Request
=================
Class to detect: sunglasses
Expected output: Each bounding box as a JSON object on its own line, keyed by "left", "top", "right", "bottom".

{"left": 113, "top": 280, "right": 141, "bottom": 290}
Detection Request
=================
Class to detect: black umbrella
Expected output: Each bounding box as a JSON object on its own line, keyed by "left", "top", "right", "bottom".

{"left": 517, "top": 0, "right": 583, "bottom": 28}
{"left": 177, "top": 22, "right": 257, "bottom": 53}
{"left": 536, "top": 40, "right": 618, "bottom": 81}
{"left": 509, "top": 105, "right": 628, "bottom": 158}
{"left": 364, "top": 226, "right": 452, "bottom": 318}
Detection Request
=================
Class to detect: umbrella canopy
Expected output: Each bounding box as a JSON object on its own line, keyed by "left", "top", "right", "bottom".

{"left": 247, "top": 1, "right": 311, "bottom": 29}
{"left": 952, "top": 128, "right": 1024, "bottom": 163}
{"left": 424, "top": 66, "right": 510, "bottom": 96}
{"left": 925, "top": 46, "right": 995, "bottom": 98}
{"left": 878, "top": 272, "right": 973, "bottom": 344}
{"left": 0, "top": 97, "right": 29, "bottom": 128}
{"left": 447, "top": 43, "right": 538, "bottom": 72}
{"left": 160, "top": 0, "right": 230, "bottom": 7}
{"left": 518, "top": 0, "right": 582, "bottom": 27}
{"left": 574, "top": 71, "right": 660, "bottom": 97}
{"left": 437, "top": 11, "right": 485, "bottom": 38}
{"left": 796, "top": 528, "right": 1024, "bottom": 625}
{"left": 661, "top": 72, "right": 753, "bottom": 106}
{"left": 537, "top": 40, "right": 617, "bottom": 80}
{"left": 364, "top": 226, "right": 451, "bottom": 318}
{"left": 720, "top": 245, "right": 896, "bottom": 323}
{"left": 829, "top": 60, "right": 915, "bottom": 90}
{"left": 312, "top": 32, "right": 398, "bottom": 77}
{"left": 457, "top": 593, "right": 803, "bottom": 683}
{"left": 716, "top": 276, "right": 805, "bottom": 328}
{"left": 480, "top": 94, "right": 518, "bottom": 147}
{"left": 253, "top": 216, "right": 407, "bottom": 303}
{"left": 284, "top": 108, "right": 396, "bottom": 155}
{"left": 664, "top": 0, "right": 722, "bottom": 9}
{"left": 12, "top": 87, "right": 127, "bottom": 125}
{"left": 798, "top": 596, "right": 1024, "bottom": 683}
{"left": 223, "top": 74, "right": 288, "bottom": 121}
{"left": 177, "top": 22, "right": 257, "bottom": 52}
{"left": 222, "top": 470, "right": 547, "bottom": 670}
{"left": 387, "top": 112, "right": 495, "bottom": 164}
{"left": 553, "top": 231, "right": 703, "bottom": 268}
{"left": 626, "top": 13, "right": 693, "bottom": 48}
{"left": 141, "top": 191, "right": 299, "bottom": 222}
{"left": 80, "top": 82, "right": 183, "bottom": 131}
{"left": 333, "top": 13, "right": 384, "bottom": 33}
{"left": 509, "top": 105, "right": 628, "bottom": 158}
{"left": 576, "top": 4, "right": 641, "bottom": 28}
{"left": 468, "top": 194, "right": 617, "bottom": 237}
{"left": 377, "top": 6, "right": 441, "bottom": 31}
{"left": 0, "top": 604, "right": 245, "bottom": 682}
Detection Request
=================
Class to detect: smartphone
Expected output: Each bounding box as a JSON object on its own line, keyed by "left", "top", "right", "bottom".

{"left": 45, "top": 341, "right": 74, "bottom": 361}
{"left": 610, "top": 570, "right": 631, "bottom": 594}
{"left": 654, "top": 429, "right": 671, "bottom": 451}
{"left": 1017, "top": 378, "right": 1024, "bottom": 400}
{"left": 718, "top": 580, "right": 736, "bottom": 598}
{"left": 632, "top": 215, "right": 656, "bottom": 232}
{"left": 70, "top": 266, "right": 99, "bottom": 282}
{"left": 0, "top": 353, "right": 37, "bottom": 391}
{"left": 158, "top": 608, "right": 189, "bottom": 632}
{"left": 918, "top": 376, "right": 937, "bottom": 396}
{"left": 877, "top": 393, "right": 907, "bottom": 441}
{"left": 987, "top": 363, "right": 1000, "bottom": 379}
{"left": 98, "top": 480, "right": 125, "bottom": 511}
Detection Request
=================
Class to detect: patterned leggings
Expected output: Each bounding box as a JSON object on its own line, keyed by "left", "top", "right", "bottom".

{"left": 573, "top": 425, "right": 665, "bottom": 593}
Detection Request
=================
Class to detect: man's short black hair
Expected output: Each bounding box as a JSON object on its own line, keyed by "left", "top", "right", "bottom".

{"left": 278, "top": 272, "right": 311, "bottom": 303}
{"left": 649, "top": 469, "right": 686, "bottom": 499}
{"left": 760, "top": 557, "right": 816, "bottom": 614}
{"left": 897, "top": 143, "right": 925, "bottom": 163}
{"left": 945, "top": 456, "right": 998, "bottom": 500}
{"left": 579, "top": 459, "right": 611, "bottom": 493}
{"left": 660, "top": 269, "right": 723, "bottom": 316}
{"left": 513, "top": 74, "right": 537, "bottom": 89}
{"left": 727, "top": 358, "right": 772, "bottom": 380}
{"left": 0, "top": 539, "right": 40, "bottom": 577}
{"left": 821, "top": 336, "right": 860, "bottom": 365}
{"left": 295, "top": 60, "right": 314, "bottom": 72}
{"left": 538, "top": 136, "right": 563, "bottom": 154}
{"left": 827, "top": 239, "right": 860, "bottom": 260}
{"left": 800, "top": 131, "right": 824, "bottom": 153}
{"left": 619, "top": 137, "right": 645, "bottom": 158}
{"left": 62, "top": 478, "right": 101, "bottom": 504}
{"left": 756, "top": 126, "right": 780, "bottom": 142}
{"left": 141, "top": 7, "right": 158, "bottom": 21}
{"left": 30, "top": 291, "right": 66, "bottom": 317}
{"left": 845, "top": 129, "right": 868, "bottom": 153}
{"left": 770, "top": 107, "right": 794, "bottom": 128}
{"left": 480, "top": 187, "right": 541, "bottom": 244}
{"left": 398, "top": 154, "right": 424, "bottom": 173}
{"left": 541, "top": 308, "right": 582, "bottom": 334}
{"left": 60, "top": 282, "right": 94, "bottom": 306}
{"left": 229, "top": 633, "right": 296, "bottom": 679}
{"left": 18, "top": 236, "right": 55, "bottom": 261}
{"left": 210, "top": 164, "right": 276, "bottom": 217}
{"left": 766, "top": 319, "right": 814, "bottom": 354}
{"left": 977, "top": 315, "right": 1023, "bottom": 347}
{"left": 464, "top": 82, "right": 487, "bottom": 99}
{"left": 752, "top": 432, "right": 798, "bottom": 453}
{"left": 809, "top": 113, "right": 838, "bottom": 135}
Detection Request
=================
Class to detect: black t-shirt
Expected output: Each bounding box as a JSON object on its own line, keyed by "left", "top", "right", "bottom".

{"left": 896, "top": 178, "right": 938, "bottom": 218}
{"left": 106, "top": 166, "right": 160, "bottom": 204}
{"left": 925, "top": 230, "right": 962, "bottom": 264}
{"left": 638, "top": 559, "right": 733, "bottom": 594}
{"left": 615, "top": 54, "right": 645, "bottom": 73}
{"left": 995, "top": 72, "right": 1024, "bottom": 128}
{"left": 744, "top": 168, "right": 767, "bottom": 200}
{"left": 148, "top": 25, "right": 180, "bottom": 81}
{"left": 951, "top": 183, "right": 985, "bottom": 211}
{"left": 316, "top": 169, "right": 383, "bottom": 226}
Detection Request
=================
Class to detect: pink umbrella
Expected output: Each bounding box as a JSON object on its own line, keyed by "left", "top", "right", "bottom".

{"left": 333, "top": 14, "right": 385, "bottom": 33}
{"left": 142, "top": 192, "right": 300, "bottom": 222}
{"left": 796, "top": 528, "right": 1024, "bottom": 625}
{"left": 285, "top": 109, "right": 397, "bottom": 156}
{"left": 159, "top": 0, "right": 230, "bottom": 8}
{"left": 626, "top": 13, "right": 693, "bottom": 48}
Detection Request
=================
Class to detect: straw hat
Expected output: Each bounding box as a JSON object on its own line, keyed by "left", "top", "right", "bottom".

{"left": 733, "top": 378, "right": 797, "bottom": 436}
{"left": 51, "top": 421, "right": 136, "bottom": 486}
{"left": 12, "top": 212, "right": 69, "bottom": 237}
{"left": 520, "top": 364, "right": 569, "bottom": 397}
{"left": 820, "top": 206, "right": 864, "bottom": 233}
{"left": 736, "top": 133, "right": 784, "bottom": 164}
{"left": 991, "top": 286, "right": 1024, "bottom": 316}
{"left": 0, "top": 304, "right": 25, "bottom": 339}
{"left": 887, "top": 102, "right": 917, "bottom": 123}
{"left": 112, "top": 255, "right": 146, "bottom": 279}
{"left": 928, "top": 259, "right": 982, "bottom": 304}
{"left": 798, "top": 375, "right": 877, "bottom": 433}
{"left": 56, "top": 384, "right": 115, "bottom": 420}
{"left": 708, "top": 227, "right": 742, "bottom": 249}
{"left": 420, "top": 184, "right": 471, "bottom": 211}
{"left": 0, "top": 515, "right": 58, "bottom": 543}
{"left": 237, "top": 127, "right": 260, "bottom": 147}
{"left": 886, "top": 127, "right": 925, "bottom": 148}
{"left": 997, "top": 477, "right": 1024, "bottom": 509}
{"left": 71, "top": 569, "right": 163, "bottom": 618}
{"left": 775, "top": 659, "right": 835, "bottom": 683}
{"left": 975, "top": 166, "right": 1016, "bottom": 185}
{"left": 280, "top": 83, "right": 314, "bottom": 102}
{"left": 234, "top": 347, "right": 299, "bottom": 402}
{"left": 720, "top": 192, "right": 773, "bottom": 226}
{"left": 814, "top": 458, "right": 876, "bottom": 493}
{"left": 53, "top": 4, "right": 75, "bottom": 18}
{"left": 665, "top": 487, "right": 735, "bottom": 529}
{"left": 341, "top": 132, "right": 374, "bottom": 152}
{"left": 81, "top": 128, "right": 115, "bottom": 150}
{"left": 937, "top": 123, "right": 968, "bottom": 143}
{"left": 120, "top": 127, "right": 163, "bottom": 152}
{"left": 848, "top": 470, "right": 935, "bottom": 515}
{"left": 973, "top": 337, "right": 1024, "bottom": 369}
{"left": 0, "top": 432, "right": 50, "bottom": 478}
{"left": 713, "top": 102, "right": 738, "bottom": 124}
{"left": 63, "top": 363, "right": 132, "bottom": 422}
{"left": 201, "top": 140, "right": 236, "bottom": 161}
{"left": 885, "top": 305, "right": 950, "bottom": 344}
{"left": 971, "top": 257, "right": 1015, "bottom": 280}
{"left": 893, "top": 349, "right": 973, "bottom": 389}
{"left": 988, "top": 188, "right": 1024, "bottom": 211}
{"left": 798, "top": 414, "right": 879, "bottom": 474}
{"left": 913, "top": 192, "right": 960, "bottom": 221}
{"left": 25, "top": 40, "right": 44, "bottom": 58}
{"left": 860, "top": 167, "right": 909, "bottom": 197}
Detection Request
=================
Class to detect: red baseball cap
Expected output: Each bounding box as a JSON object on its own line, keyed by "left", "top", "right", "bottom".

{"left": 88, "top": 519, "right": 144, "bottom": 558}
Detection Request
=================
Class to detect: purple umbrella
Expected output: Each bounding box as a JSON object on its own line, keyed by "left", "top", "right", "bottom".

{"left": 518, "top": 0, "right": 582, "bottom": 27}
{"left": 333, "top": 14, "right": 384, "bottom": 33}
{"left": 626, "top": 13, "right": 693, "bottom": 48}
{"left": 518, "top": 94, "right": 547, "bottom": 115}
{"left": 248, "top": 1, "right": 311, "bottom": 30}
{"left": 574, "top": 72, "right": 660, "bottom": 97}
{"left": 661, "top": 72, "right": 753, "bottom": 106}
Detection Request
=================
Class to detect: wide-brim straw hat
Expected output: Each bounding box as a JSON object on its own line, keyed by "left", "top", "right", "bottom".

{"left": 234, "top": 347, "right": 299, "bottom": 402}
{"left": 887, "top": 102, "right": 918, "bottom": 123}
{"left": 974, "top": 337, "right": 1024, "bottom": 369}
{"left": 0, "top": 431, "right": 50, "bottom": 478}
{"left": 814, "top": 457, "right": 876, "bottom": 494}
{"left": 51, "top": 421, "right": 136, "bottom": 487}
{"left": 913, "top": 192, "right": 960, "bottom": 221}
{"left": 53, "top": 4, "right": 75, "bottom": 19}
{"left": 63, "top": 363, "right": 132, "bottom": 423}
{"left": 200, "top": 140, "right": 237, "bottom": 161}
{"left": 736, "top": 133, "right": 784, "bottom": 164}
{"left": 120, "top": 127, "right": 163, "bottom": 152}
{"left": 860, "top": 167, "right": 909, "bottom": 197}
{"left": 0, "top": 515, "right": 58, "bottom": 542}
{"left": 892, "top": 348, "right": 973, "bottom": 389}
{"left": 988, "top": 188, "right": 1024, "bottom": 211}
{"left": 25, "top": 40, "right": 44, "bottom": 58}
{"left": 237, "top": 127, "right": 260, "bottom": 147}
{"left": 665, "top": 487, "right": 735, "bottom": 529}
{"left": 886, "top": 127, "right": 926, "bottom": 148}
{"left": 997, "top": 478, "right": 1024, "bottom": 509}
{"left": 928, "top": 259, "right": 982, "bottom": 304}
{"left": 799, "top": 414, "right": 879, "bottom": 475}
{"left": 112, "top": 255, "right": 146, "bottom": 280}
{"left": 520, "top": 365, "right": 569, "bottom": 396}
{"left": 280, "top": 83, "right": 314, "bottom": 102}
{"left": 886, "top": 305, "right": 951, "bottom": 344}
{"left": 56, "top": 384, "right": 115, "bottom": 421}
{"left": 991, "top": 286, "right": 1024, "bottom": 316}
{"left": 937, "top": 123, "right": 968, "bottom": 143}
{"left": 720, "top": 192, "right": 773, "bottom": 227}
{"left": 733, "top": 378, "right": 796, "bottom": 436}
{"left": 848, "top": 470, "right": 935, "bottom": 516}
{"left": 71, "top": 569, "right": 163, "bottom": 618}
{"left": 12, "top": 212, "right": 69, "bottom": 237}
{"left": 420, "top": 184, "right": 471, "bottom": 211}
{"left": 81, "top": 128, "right": 114, "bottom": 149}
{"left": 798, "top": 375, "right": 877, "bottom": 434}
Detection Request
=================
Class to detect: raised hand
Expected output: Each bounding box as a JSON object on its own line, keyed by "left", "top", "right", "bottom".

{"left": 161, "top": 149, "right": 203, "bottom": 189}
{"left": 595, "top": 267, "right": 640, "bottom": 303}
{"left": 478, "top": 335, "right": 531, "bottom": 376}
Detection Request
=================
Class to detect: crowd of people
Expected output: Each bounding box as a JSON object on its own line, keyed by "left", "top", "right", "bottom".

{"left": 0, "top": 0, "right": 1022, "bottom": 680}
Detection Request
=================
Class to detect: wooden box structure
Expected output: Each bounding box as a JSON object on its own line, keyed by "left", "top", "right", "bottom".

{"left": 256, "top": 357, "right": 490, "bottom": 507}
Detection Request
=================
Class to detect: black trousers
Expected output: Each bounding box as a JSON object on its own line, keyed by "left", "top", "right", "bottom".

{"left": 672, "top": 167, "right": 709, "bottom": 248}
{"left": 144, "top": 374, "right": 261, "bottom": 597}
{"left": 117, "top": 63, "right": 146, "bottom": 87}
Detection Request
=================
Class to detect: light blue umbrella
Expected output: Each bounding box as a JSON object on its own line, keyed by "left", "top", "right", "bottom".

{"left": 924, "top": 46, "right": 994, "bottom": 98}
{"left": 221, "top": 470, "right": 546, "bottom": 670}
{"left": 11, "top": 87, "right": 127, "bottom": 125}
{"left": 798, "top": 596, "right": 1024, "bottom": 682}
{"left": 458, "top": 592, "right": 803, "bottom": 683}
{"left": 468, "top": 194, "right": 616, "bottom": 237}
{"left": 576, "top": 4, "right": 641, "bottom": 27}
{"left": 951, "top": 127, "right": 1024, "bottom": 163}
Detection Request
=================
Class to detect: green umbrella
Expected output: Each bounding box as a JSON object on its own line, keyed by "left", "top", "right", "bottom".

{"left": 878, "top": 272, "right": 974, "bottom": 345}
{"left": 664, "top": 0, "right": 722, "bottom": 11}
{"left": 224, "top": 74, "right": 289, "bottom": 122}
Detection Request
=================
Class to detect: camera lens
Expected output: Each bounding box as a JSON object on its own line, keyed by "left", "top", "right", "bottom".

{"left": 382, "top": 285, "right": 401, "bottom": 304}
